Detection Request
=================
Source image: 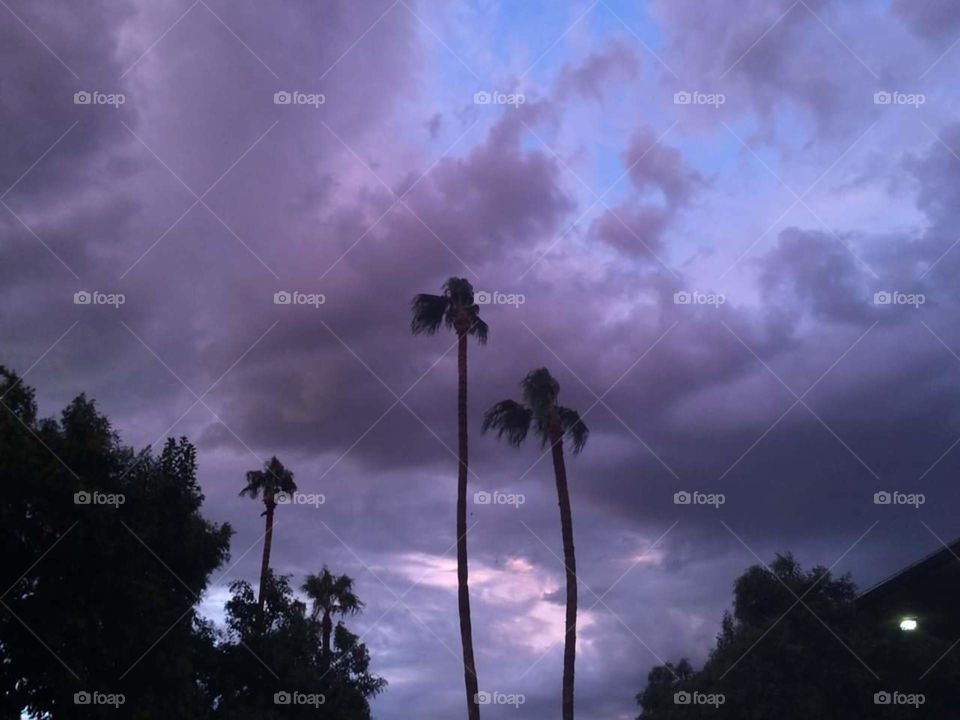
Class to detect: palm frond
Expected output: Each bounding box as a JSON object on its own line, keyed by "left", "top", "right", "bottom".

{"left": 558, "top": 406, "right": 589, "bottom": 454}
{"left": 482, "top": 399, "right": 532, "bottom": 446}
{"left": 521, "top": 368, "right": 559, "bottom": 424}
{"left": 241, "top": 457, "right": 296, "bottom": 498}
{"left": 238, "top": 469, "right": 264, "bottom": 498}
{"left": 468, "top": 314, "right": 489, "bottom": 345}
{"left": 442, "top": 277, "right": 475, "bottom": 308}
{"left": 410, "top": 293, "right": 449, "bottom": 336}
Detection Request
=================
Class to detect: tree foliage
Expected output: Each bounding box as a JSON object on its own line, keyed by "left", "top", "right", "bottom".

{"left": 636, "top": 554, "right": 960, "bottom": 719}
{"left": 0, "top": 366, "right": 384, "bottom": 719}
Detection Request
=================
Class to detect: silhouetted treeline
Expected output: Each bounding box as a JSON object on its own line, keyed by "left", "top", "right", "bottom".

{"left": 636, "top": 554, "right": 960, "bottom": 719}
{"left": 0, "top": 366, "right": 384, "bottom": 718}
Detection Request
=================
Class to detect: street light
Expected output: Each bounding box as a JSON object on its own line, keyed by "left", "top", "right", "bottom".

{"left": 899, "top": 616, "right": 918, "bottom": 632}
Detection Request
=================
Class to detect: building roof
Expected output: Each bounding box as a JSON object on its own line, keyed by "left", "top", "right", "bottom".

{"left": 856, "top": 537, "right": 960, "bottom": 640}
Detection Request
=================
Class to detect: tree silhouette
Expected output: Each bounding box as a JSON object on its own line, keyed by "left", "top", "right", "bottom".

{"left": 483, "top": 367, "right": 588, "bottom": 720}
{"left": 636, "top": 554, "right": 960, "bottom": 719}
{"left": 216, "top": 573, "right": 385, "bottom": 719}
{"left": 303, "top": 567, "right": 364, "bottom": 658}
{"left": 240, "top": 457, "right": 297, "bottom": 614}
{"left": 411, "top": 277, "right": 488, "bottom": 720}
{"left": 0, "top": 366, "right": 232, "bottom": 718}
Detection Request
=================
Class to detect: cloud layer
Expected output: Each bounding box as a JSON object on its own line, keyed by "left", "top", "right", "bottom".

{"left": 5, "top": 1, "right": 960, "bottom": 717}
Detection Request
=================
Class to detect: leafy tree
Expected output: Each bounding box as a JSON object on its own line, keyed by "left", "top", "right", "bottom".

{"left": 0, "top": 367, "right": 388, "bottom": 719}
{"left": 0, "top": 366, "right": 232, "bottom": 718}
{"left": 239, "top": 457, "right": 297, "bottom": 614}
{"left": 303, "top": 567, "right": 363, "bottom": 657}
{"left": 636, "top": 554, "right": 960, "bottom": 719}
{"left": 483, "top": 367, "right": 589, "bottom": 720}
{"left": 411, "top": 276, "right": 488, "bottom": 720}
{"left": 210, "top": 573, "right": 384, "bottom": 719}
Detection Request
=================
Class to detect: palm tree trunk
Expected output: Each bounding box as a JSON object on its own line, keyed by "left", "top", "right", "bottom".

{"left": 258, "top": 499, "right": 275, "bottom": 614}
{"left": 456, "top": 328, "right": 481, "bottom": 720}
{"left": 550, "top": 423, "right": 577, "bottom": 720}
{"left": 322, "top": 610, "right": 333, "bottom": 659}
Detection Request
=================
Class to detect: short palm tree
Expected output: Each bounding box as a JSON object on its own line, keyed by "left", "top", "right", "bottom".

{"left": 411, "top": 277, "right": 488, "bottom": 720}
{"left": 239, "top": 456, "right": 297, "bottom": 614}
{"left": 482, "top": 368, "right": 588, "bottom": 720}
{"left": 303, "top": 567, "right": 363, "bottom": 658}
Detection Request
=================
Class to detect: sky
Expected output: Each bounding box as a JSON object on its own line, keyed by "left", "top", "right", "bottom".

{"left": 3, "top": 0, "right": 960, "bottom": 717}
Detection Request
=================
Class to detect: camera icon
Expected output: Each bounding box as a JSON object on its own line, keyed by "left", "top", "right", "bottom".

{"left": 873, "top": 91, "right": 892, "bottom": 105}
{"left": 473, "top": 91, "right": 491, "bottom": 105}
{"left": 275, "top": 492, "right": 291, "bottom": 505}
{"left": 674, "top": 691, "right": 691, "bottom": 705}
{"left": 74, "top": 691, "right": 92, "bottom": 705}
{"left": 673, "top": 91, "right": 692, "bottom": 105}
{"left": 673, "top": 491, "right": 691, "bottom": 505}
{"left": 873, "top": 291, "right": 891, "bottom": 305}
{"left": 74, "top": 491, "right": 92, "bottom": 505}
{"left": 274, "top": 291, "right": 292, "bottom": 305}
{"left": 475, "top": 291, "right": 491, "bottom": 305}
{"left": 474, "top": 691, "right": 491, "bottom": 705}
{"left": 473, "top": 491, "right": 491, "bottom": 505}
{"left": 274, "top": 91, "right": 292, "bottom": 105}
{"left": 874, "top": 691, "right": 891, "bottom": 705}
{"left": 74, "top": 291, "right": 92, "bottom": 305}
{"left": 873, "top": 491, "right": 891, "bottom": 505}
{"left": 274, "top": 691, "right": 292, "bottom": 705}
{"left": 673, "top": 291, "right": 691, "bottom": 305}
{"left": 74, "top": 91, "right": 91, "bottom": 105}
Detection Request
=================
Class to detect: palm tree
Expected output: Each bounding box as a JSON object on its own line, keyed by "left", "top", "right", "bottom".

{"left": 411, "top": 277, "right": 488, "bottom": 720}
{"left": 302, "top": 567, "right": 364, "bottom": 657}
{"left": 482, "top": 368, "right": 588, "bottom": 720}
{"left": 239, "top": 456, "right": 297, "bottom": 614}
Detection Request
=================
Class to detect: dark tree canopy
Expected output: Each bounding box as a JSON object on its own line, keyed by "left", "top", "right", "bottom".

{"left": 1, "top": 366, "right": 232, "bottom": 718}
{"left": 210, "top": 573, "right": 385, "bottom": 719}
{"left": 0, "top": 367, "right": 384, "bottom": 719}
{"left": 636, "top": 553, "right": 960, "bottom": 719}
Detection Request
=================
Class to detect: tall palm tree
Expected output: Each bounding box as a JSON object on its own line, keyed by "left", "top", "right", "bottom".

{"left": 411, "top": 277, "right": 488, "bottom": 720}
{"left": 302, "top": 567, "right": 364, "bottom": 657}
{"left": 482, "top": 368, "right": 588, "bottom": 720}
{"left": 239, "top": 456, "right": 297, "bottom": 614}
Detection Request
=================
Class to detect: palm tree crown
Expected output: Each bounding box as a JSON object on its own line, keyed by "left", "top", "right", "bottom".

{"left": 410, "top": 277, "right": 489, "bottom": 342}
{"left": 482, "top": 368, "right": 589, "bottom": 453}
{"left": 239, "top": 456, "right": 297, "bottom": 507}
{"left": 302, "top": 567, "right": 363, "bottom": 621}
